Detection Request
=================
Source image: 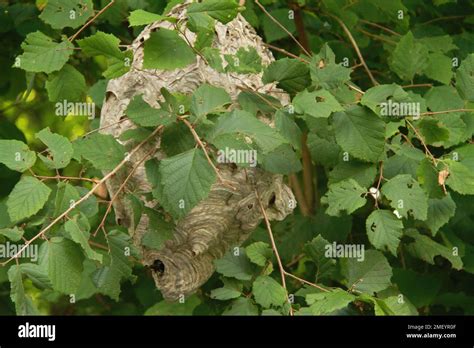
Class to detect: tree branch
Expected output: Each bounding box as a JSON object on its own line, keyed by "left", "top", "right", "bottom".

{"left": 329, "top": 14, "right": 379, "bottom": 86}
{"left": 0, "top": 125, "right": 163, "bottom": 267}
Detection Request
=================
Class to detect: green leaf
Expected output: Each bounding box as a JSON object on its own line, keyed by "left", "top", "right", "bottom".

{"left": 76, "top": 133, "right": 126, "bottom": 171}
{"left": 94, "top": 230, "right": 135, "bottom": 300}
{"left": 126, "top": 94, "right": 174, "bottom": 127}
{"left": 389, "top": 31, "right": 429, "bottom": 81}
{"left": 187, "top": 0, "right": 241, "bottom": 24}
{"left": 275, "top": 110, "right": 302, "bottom": 150}
{"left": 246, "top": 242, "right": 272, "bottom": 266}
{"left": 224, "top": 47, "right": 262, "bottom": 74}
{"left": 48, "top": 237, "right": 85, "bottom": 294}
{"left": 424, "top": 53, "right": 453, "bottom": 85}
{"left": 259, "top": 144, "right": 302, "bottom": 174}
{"left": 293, "top": 89, "right": 344, "bottom": 118}
{"left": 341, "top": 250, "right": 393, "bottom": 295}
{"left": 456, "top": 53, "right": 474, "bottom": 101}
{"left": 214, "top": 248, "right": 254, "bottom": 281}
{"left": 321, "top": 179, "right": 367, "bottom": 216}
{"left": 17, "top": 31, "right": 73, "bottom": 73}
{"left": 78, "top": 31, "right": 131, "bottom": 78}
{"left": 190, "top": 84, "right": 231, "bottom": 119}
{"left": 39, "top": 0, "right": 93, "bottom": 29}
{"left": 141, "top": 208, "right": 174, "bottom": 250}
{"left": 252, "top": 275, "right": 287, "bottom": 308}
{"left": 384, "top": 143, "right": 424, "bottom": 180}
{"left": 392, "top": 268, "right": 442, "bottom": 308}
{"left": 45, "top": 64, "right": 86, "bottom": 102}
{"left": 328, "top": 160, "right": 377, "bottom": 188}
{"left": 418, "top": 35, "right": 457, "bottom": 53}
{"left": 19, "top": 263, "right": 52, "bottom": 290}
{"left": 223, "top": 297, "right": 259, "bottom": 315}
{"left": 261, "top": 9, "right": 296, "bottom": 43}
{"left": 210, "top": 110, "right": 286, "bottom": 153}
{"left": 201, "top": 47, "right": 225, "bottom": 72}
{"left": 8, "top": 265, "right": 39, "bottom": 315}
{"left": 366, "top": 210, "right": 403, "bottom": 256}
{"left": 417, "top": 118, "right": 450, "bottom": 146}
{"left": 0, "top": 140, "right": 36, "bottom": 172}
{"left": 36, "top": 127, "right": 74, "bottom": 169}
{"left": 210, "top": 287, "right": 241, "bottom": 300}
{"left": 0, "top": 226, "right": 24, "bottom": 242}
{"left": 304, "top": 235, "right": 336, "bottom": 280}
{"left": 145, "top": 294, "right": 201, "bottom": 315}
{"left": 424, "top": 194, "right": 456, "bottom": 236}
{"left": 143, "top": 28, "right": 196, "bottom": 71}
{"left": 210, "top": 279, "right": 243, "bottom": 300}
{"left": 445, "top": 159, "right": 474, "bottom": 195}
{"left": 128, "top": 9, "right": 165, "bottom": 26}
{"left": 158, "top": 148, "right": 216, "bottom": 219}
{"left": 360, "top": 84, "right": 410, "bottom": 116}
{"left": 310, "top": 44, "right": 352, "bottom": 89}
{"left": 65, "top": 213, "right": 103, "bottom": 263}
{"left": 7, "top": 176, "right": 51, "bottom": 221}
{"left": 262, "top": 58, "right": 310, "bottom": 94}
{"left": 306, "top": 289, "right": 356, "bottom": 314}
{"left": 381, "top": 174, "right": 428, "bottom": 220}
{"left": 405, "top": 229, "right": 462, "bottom": 270}
{"left": 332, "top": 106, "right": 386, "bottom": 163}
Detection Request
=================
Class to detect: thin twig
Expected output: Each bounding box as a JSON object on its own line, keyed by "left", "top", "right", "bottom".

{"left": 92, "top": 145, "right": 159, "bottom": 237}
{"left": 69, "top": 0, "right": 116, "bottom": 42}
{"left": 406, "top": 120, "right": 438, "bottom": 166}
{"left": 374, "top": 161, "right": 384, "bottom": 209}
{"left": 420, "top": 108, "right": 474, "bottom": 116}
{"left": 329, "top": 14, "right": 379, "bottom": 86}
{"left": 301, "top": 133, "right": 314, "bottom": 214}
{"left": 255, "top": 190, "right": 294, "bottom": 316}
{"left": 0, "top": 125, "right": 163, "bottom": 267}
{"left": 356, "top": 28, "right": 397, "bottom": 45}
{"left": 421, "top": 15, "right": 466, "bottom": 26}
{"left": 254, "top": 0, "right": 311, "bottom": 56}
{"left": 402, "top": 83, "right": 433, "bottom": 89}
{"left": 284, "top": 272, "right": 330, "bottom": 293}
{"left": 33, "top": 175, "right": 99, "bottom": 184}
{"left": 288, "top": 174, "right": 310, "bottom": 216}
{"left": 262, "top": 43, "right": 310, "bottom": 63}
{"left": 359, "top": 19, "right": 401, "bottom": 36}
{"left": 179, "top": 117, "right": 229, "bottom": 186}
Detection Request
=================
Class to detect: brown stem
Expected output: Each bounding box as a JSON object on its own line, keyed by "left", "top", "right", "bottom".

{"left": 254, "top": 0, "right": 311, "bottom": 56}
{"left": 290, "top": 3, "right": 310, "bottom": 53}
{"left": 289, "top": 174, "right": 310, "bottom": 216}
{"left": 262, "top": 43, "right": 310, "bottom": 63}
{"left": 406, "top": 120, "right": 438, "bottom": 166}
{"left": 69, "top": 0, "right": 116, "bottom": 42}
{"left": 420, "top": 108, "right": 474, "bottom": 116}
{"left": 301, "top": 133, "right": 314, "bottom": 214}
{"left": 359, "top": 19, "right": 401, "bottom": 36}
{"left": 255, "top": 190, "right": 294, "bottom": 316}
{"left": 93, "top": 145, "right": 158, "bottom": 237}
{"left": 329, "top": 14, "right": 379, "bottom": 86}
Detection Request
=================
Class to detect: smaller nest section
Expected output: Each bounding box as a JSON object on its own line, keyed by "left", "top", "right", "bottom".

{"left": 99, "top": 2, "right": 295, "bottom": 300}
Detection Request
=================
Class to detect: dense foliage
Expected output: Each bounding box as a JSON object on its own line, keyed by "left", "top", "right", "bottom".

{"left": 0, "top": 0, "right": 474, "bottom": 316}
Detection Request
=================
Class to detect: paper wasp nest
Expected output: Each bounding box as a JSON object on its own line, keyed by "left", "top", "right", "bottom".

{"left": 99, "top": 1, "right": 294, "bottom": 300}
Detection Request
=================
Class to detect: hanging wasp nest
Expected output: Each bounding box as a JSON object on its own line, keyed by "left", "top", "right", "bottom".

{"left": 99, "top": 1, "right": 295, "bottom": 301}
